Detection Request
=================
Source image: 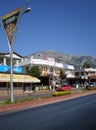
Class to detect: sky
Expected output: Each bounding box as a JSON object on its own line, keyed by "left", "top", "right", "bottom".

{"left": 0, "top": 0, "right": 96, "bottom": 57}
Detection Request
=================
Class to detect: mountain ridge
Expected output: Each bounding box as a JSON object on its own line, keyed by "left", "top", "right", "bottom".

{"left": 26, "top": 50, "right": 96, "bottom": 69}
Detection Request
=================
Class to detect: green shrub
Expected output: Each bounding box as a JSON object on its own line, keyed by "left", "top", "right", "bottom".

{"left": 53, "top": 91, "right": 71, "bottom": 96}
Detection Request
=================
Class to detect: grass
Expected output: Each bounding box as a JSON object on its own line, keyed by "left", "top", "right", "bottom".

{"left": 0, "top": 97, "right": 42, "bottom": 106}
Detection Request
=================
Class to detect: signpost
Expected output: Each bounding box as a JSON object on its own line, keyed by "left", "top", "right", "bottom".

{"left": 1, "top": 1, "right": 31, "bottom": 102}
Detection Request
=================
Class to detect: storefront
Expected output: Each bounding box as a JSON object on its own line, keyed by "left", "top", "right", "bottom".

{"left": 0, "top": 73, "right": 40, "bottom": 97}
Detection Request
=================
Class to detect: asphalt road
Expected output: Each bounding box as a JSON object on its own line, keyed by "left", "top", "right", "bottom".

{"left": 0, "top": 94, "right": 96, "bottom": 130}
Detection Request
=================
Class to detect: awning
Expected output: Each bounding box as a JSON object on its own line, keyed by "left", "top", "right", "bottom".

{"left": 0, "top": 73, "right": 40, "bottom": 83}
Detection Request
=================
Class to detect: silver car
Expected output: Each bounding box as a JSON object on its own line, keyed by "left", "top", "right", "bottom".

{"left": 86, "top": 82, "right": 96, "bottom": 89}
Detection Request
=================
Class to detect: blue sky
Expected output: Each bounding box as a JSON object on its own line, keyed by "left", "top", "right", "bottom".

{"left": 0, "top": 0, "right": 96, "bottom": 56}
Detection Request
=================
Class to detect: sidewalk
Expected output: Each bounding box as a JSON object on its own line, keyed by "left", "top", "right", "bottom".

{"left": 0, "top": 90, "right": 54, "bottom": 101}
{"left": 0, "top": 87, "right": 85, "bottom": 99}
{"left": 0, "top": 89, "right": 96, "bottom": 113}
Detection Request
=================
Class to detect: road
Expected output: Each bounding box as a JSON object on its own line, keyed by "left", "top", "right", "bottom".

{"left": 0, "top": 93, "right": 96, "bottom": 130}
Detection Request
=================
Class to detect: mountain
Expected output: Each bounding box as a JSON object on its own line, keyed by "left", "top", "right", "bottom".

{"left": 26, "top": 50, "right": 96, "bottom": 69}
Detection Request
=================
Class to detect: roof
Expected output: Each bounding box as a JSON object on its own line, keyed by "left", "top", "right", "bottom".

{"left": 0, "top": 52, "right": 23, "bottom": 59}
{"left": 0, "top": 73, "right": 40, "bottom": 83}
{"left": 84, "top": 68, "right": 96, "bottom": 72}
{"left": 75, "top": 68, "right": 96, "bottom": 72}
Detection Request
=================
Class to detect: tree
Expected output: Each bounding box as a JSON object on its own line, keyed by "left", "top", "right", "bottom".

{"left": 82, "top": 62, "right": 91, "bottom": 68}
{"left": 60, "top": 70, "right": 67, "bottom": 85}
{"left": 27, "top": 66, "right": 40, "bottom": 78}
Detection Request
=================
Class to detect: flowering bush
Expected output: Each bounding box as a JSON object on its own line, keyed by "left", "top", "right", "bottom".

{"left": 53, "top": 91, "right": 71, "bottom": 96}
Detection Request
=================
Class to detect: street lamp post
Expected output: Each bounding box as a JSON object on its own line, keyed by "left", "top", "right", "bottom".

{"left": 1, "top": 1, "right": 31, "bottom": 102}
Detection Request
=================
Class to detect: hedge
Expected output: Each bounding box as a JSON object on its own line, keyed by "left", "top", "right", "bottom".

{"left": 53, "top": 91, "right": 71, "bottom": 96}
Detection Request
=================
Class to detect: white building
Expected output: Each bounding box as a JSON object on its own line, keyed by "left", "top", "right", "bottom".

{"left": 0, "top": 52, "right": 22, "bottom": 66}
{"left": 75, "top": 68, "right": 96, "bottom": 82}
{"left": 17, "top": 55, "right": 75, "bottom": 79}
{"left": 0, "top": 52, "right": 75, "bottom": 79}
{"left": 0, "top": 52, "right": 75, "bottom": 86}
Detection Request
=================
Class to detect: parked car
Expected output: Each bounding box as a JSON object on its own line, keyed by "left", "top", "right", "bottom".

{"left": 57, "top": 84, "right": 72, "bottom": 91}
{"left": 86, "top": 82, "right": 96, "bottom": 89}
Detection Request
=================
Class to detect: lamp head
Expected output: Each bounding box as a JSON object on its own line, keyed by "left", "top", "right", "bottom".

{"left": 23, "top": 7, "right": 31, "bottom": 14}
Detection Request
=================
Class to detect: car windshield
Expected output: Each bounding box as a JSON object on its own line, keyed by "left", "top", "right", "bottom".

{"left": 88, "top": 82, "right": 95, "bottom": 85}
{"left": 62, "top": 84, "right": 69, "bottom": 87}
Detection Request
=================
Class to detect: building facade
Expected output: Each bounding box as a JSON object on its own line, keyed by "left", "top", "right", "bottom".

{"left": 17, "top": 55, "right": 75, "bottom": 85}
{"left": 75, "top": 68, "right": 96, "bottom": 87}
{"left": 1, "top": 52, "right": 96, "bottom": 88}
{"left": 0, "top": 52, "right": 40, "bottom": 97}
